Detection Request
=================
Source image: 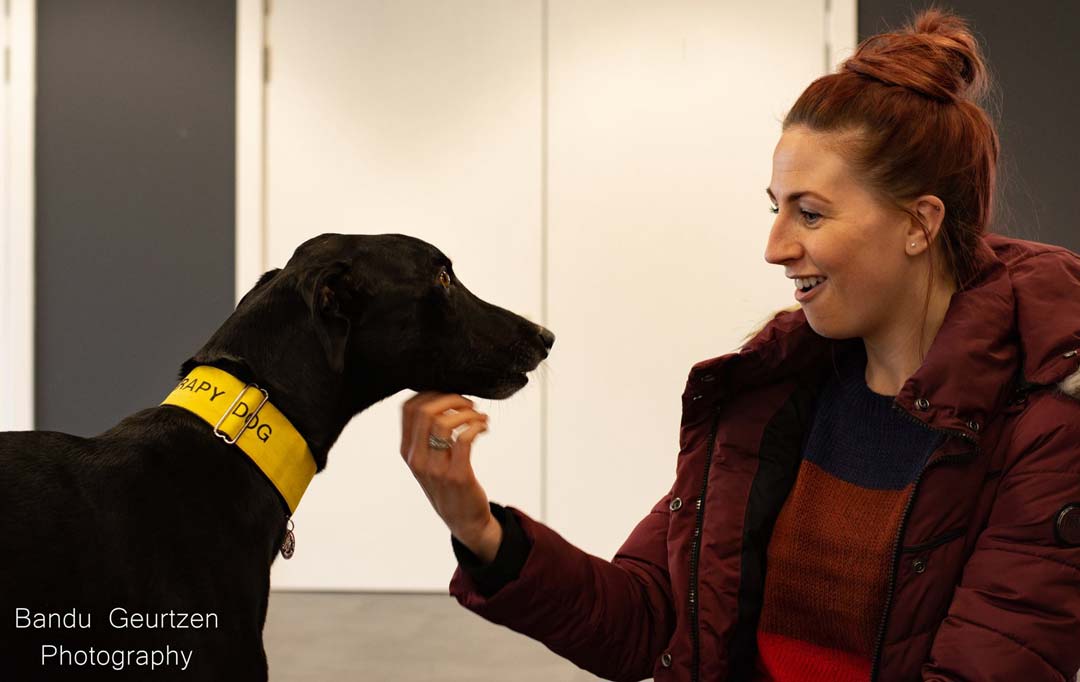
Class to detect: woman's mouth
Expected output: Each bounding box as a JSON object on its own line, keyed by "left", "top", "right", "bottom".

{"left": 794, "top": 276, "right": 827, "bottom": 302}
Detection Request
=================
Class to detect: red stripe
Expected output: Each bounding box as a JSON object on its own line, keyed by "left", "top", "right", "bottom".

{"left": 756, "top": 631, "right": 871, "bottom": 682}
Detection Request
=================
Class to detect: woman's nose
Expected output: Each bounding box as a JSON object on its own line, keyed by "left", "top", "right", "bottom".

{"left": 763, "top": 219, "right": 799, "bottom": 266}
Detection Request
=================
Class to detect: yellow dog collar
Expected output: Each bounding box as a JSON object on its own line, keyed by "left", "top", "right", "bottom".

{"left": 161, "top": 366, "right": 316, "bottom": 513}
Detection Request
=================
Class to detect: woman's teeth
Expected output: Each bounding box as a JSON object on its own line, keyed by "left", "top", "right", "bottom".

{"left": 795, "top": 276, "right": 827, "bottom": 292}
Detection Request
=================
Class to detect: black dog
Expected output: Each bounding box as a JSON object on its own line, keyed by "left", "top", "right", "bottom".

{"left": 0, "top": 233, "right": 554, "bottom": 680}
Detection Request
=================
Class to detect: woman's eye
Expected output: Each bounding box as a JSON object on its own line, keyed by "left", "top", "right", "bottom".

{"left": 437, "top": 270, "right": 451, "bottom": 289}
{"left": 768, "top": 204, "right": 820, "bottom": 225}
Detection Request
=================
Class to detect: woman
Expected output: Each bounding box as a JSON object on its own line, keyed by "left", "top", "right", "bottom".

{"left": 401, "top": 9, "right": 1080, "bottom": 682}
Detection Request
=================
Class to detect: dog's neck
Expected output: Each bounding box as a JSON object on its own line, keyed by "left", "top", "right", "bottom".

{"left": 181, "top": 356, "right": 338, "bottom": 473}
{"left": 182, "top": 310, "right": 399, "bottom": 472}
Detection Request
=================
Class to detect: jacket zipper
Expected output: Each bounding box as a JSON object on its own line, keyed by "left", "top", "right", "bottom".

{"left": 689, "top": 411, "right": 722, "bottom": 682}
{"left": 869, "top": 403, "right": 979, "bottom": 682}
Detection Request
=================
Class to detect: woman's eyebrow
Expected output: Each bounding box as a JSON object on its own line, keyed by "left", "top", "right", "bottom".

{"left": 766, "top": 187, "right": 833, "bottom": 205}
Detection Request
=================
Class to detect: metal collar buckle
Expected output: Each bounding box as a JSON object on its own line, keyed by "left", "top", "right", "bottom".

{"left": 213, "top": 383, "right": 270, "bottom": 445}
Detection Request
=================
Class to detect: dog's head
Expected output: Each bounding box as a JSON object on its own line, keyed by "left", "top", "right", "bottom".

{"left": 236, "top": 233, "right": 554, "bottom": 401}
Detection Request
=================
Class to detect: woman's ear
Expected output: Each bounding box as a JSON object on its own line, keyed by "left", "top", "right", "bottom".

{"left": 907, "top": 195, "right": 946, "bottom": 250}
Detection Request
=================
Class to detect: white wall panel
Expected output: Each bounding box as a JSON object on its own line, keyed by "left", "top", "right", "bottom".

{"left": 264, "top": 0, "right": 543, "bottom": 590}
{"left": 544, "top": 0, "right": 830, "bottom": 559}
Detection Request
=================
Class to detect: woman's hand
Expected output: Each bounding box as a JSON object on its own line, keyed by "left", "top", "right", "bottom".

{"left": 401, "top": 392, "right": 502, "bottom": 564}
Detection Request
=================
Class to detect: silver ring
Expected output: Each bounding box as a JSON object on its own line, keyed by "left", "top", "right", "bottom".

{"left": 427, "top": 434, "right": 453, "bottom": 451}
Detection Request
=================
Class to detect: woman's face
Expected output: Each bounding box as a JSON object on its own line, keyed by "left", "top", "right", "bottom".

{"left": 764, "top": 125, "right": 927, "bottom": 342}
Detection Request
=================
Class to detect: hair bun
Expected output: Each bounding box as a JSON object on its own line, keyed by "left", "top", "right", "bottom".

{"left": 841, "top": 8, "right": 988, "bottom": 103}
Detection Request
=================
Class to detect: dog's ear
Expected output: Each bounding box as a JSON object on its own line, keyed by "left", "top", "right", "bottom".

{"left": 255, "top": 268, "right": 281, "bottom": 288}
{"left": 302, "top": 261, "right": 356, "bottom": 374}
{"left": 236, "top": 268, "right": 282, "bottom": 309}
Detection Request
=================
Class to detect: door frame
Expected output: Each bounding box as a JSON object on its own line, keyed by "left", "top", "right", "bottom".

{"left": 236, "top": 0, "right": 267, "bottom": 302}
{"left": 1, "top": 0, "right": 35, "bottom": 431}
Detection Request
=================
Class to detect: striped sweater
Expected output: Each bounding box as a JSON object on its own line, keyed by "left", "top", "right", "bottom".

{"left": 754, "top": 344, "right": 944, "bottom": 681}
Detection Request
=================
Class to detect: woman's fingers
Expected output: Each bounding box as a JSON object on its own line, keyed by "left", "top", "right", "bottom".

{"left": 401, "top": 393, "right": 487, "bottom": 474}
{"left": 437, "top": 408, "right": 489, "bottom": 439}
{"left": 448, "top": 420, "right": 489, "bottom": 478}
{"left": 401, "top": 392, "right": 474, "bottom": 457}
{"left": 415, "top": 409, "right": 489, "bottom": 475}
{"left": 400, "top": 392, "right": 433, "bottom": 457}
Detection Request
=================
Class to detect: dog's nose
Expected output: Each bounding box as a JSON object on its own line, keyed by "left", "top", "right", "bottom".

{"left": 537, "top": 325, "right": 555, "bottom": 351}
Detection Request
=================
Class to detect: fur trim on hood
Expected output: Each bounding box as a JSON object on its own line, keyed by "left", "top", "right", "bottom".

{"left": 1059, "top": 365, "right": 1080, "bottom": 400}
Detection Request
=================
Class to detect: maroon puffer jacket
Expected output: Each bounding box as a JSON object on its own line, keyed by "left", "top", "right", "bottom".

{"left": 451, "top": 233, "right": 1080, "bottom": 682}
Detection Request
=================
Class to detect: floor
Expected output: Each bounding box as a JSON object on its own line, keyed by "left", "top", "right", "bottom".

{"left": 263, "top": 591, "right": 620, "bottom": 682}
{"left": 266, "top": 593, "right": 1080, "bottom": 681}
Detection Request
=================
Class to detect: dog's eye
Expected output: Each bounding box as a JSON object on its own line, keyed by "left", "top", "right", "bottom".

{"left": 437, "top": 270, "right": 451, "bottom": 289}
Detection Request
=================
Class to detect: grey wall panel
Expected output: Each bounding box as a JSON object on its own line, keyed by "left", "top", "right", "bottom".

{"left": 858, "top": 0, "right": 1079, "bottom": 252}
{"left": 35, "top": 0, "right": 236, "bottom": 434}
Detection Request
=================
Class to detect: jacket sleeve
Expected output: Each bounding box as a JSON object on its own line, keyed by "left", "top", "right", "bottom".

{"left": 452, "top": 503, "right": 532, "bottom": 597}
{"left": 449, "top": 494, "right": 677, "bottom": 682}
{"left": 923, "top": 395, "right": 1080, "bottom": 681}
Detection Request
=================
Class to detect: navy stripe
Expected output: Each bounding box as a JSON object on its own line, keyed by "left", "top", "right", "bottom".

{"left": 803, "top": 345, "right": 943, "bottom": 490}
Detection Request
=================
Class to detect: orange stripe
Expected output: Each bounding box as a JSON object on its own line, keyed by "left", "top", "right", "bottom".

{"left": 759, "top": 460, "right": 912, "bottom": 655}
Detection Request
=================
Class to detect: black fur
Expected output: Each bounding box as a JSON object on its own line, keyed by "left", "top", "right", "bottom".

{"left": 0, "top": 233, "right": 554, "bottom": 680}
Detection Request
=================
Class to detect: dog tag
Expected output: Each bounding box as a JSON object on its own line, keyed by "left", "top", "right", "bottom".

{"left": 281, "top": 518, "right": 296, "bottom": 560}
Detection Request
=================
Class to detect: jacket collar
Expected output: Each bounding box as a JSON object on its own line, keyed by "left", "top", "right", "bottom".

{"left": 682, "top": 234, "right": 1080, "bottom": 442}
